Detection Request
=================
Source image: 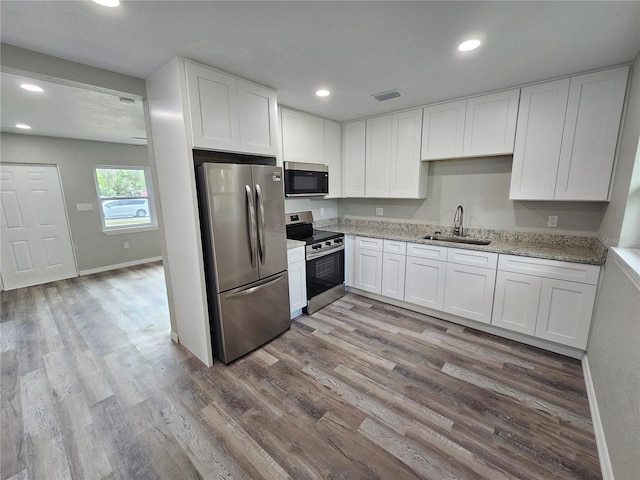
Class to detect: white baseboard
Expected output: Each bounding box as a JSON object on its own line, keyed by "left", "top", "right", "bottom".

{"left": 170, "top": 330, "right": 179, "bottom": 343}
{"left": 79, "top": 256, "right": 162, "bottom": 276}
{"left": 582, "top": 355, "right": 614, "bottom": 480}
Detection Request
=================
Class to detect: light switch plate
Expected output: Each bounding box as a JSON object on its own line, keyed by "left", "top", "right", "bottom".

{"left": 548, "top": 215, "right": 558, "bottom": 227}
{"left": 376, "top": 208, "right": 383, "bottom": 216}
{"left": 76, "top": 203, "right": 93, "bottom": 211}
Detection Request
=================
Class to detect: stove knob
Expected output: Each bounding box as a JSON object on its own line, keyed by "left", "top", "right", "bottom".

{"left": 325, "top": 241, "right": 332, "bottom": 246}
{"left": 334, "top": 238, "right": 343, "bottom": 244}
{"left": 312, "top": 244, "right": 320, "bottom": 250}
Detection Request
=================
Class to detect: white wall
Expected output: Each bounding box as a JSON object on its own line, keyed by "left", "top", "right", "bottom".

{"left": 285, "top": 197, "right": 338, "bottom": 222}
{"left": 587, "top": 251, "right": 640, "bottom": 480}
{"left": 599, "top": 53, "right": 640, "bottom": 247}
{"left": 338, "top": 157, "right": 606, "bottom": 234}
{"left": 0, "top": 133, "right": 162, "bottom": 271}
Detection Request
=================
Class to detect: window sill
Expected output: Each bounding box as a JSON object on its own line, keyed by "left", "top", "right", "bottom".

{"left": 102, "top": 225, "right": 159, "bottom": 236}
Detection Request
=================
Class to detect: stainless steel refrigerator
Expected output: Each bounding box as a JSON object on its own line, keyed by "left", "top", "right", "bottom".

{"left": 196, "top": 162, "right": 290, "bottom": 364}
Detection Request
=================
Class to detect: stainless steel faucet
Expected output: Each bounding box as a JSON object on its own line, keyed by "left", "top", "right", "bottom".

{"left": 453, "top": 205, "right": 464, "bottom": 236}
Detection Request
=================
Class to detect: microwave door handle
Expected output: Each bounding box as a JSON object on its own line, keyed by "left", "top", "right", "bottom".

{"left": 245, "top": 185, "right": 257, "bottom": 268}
{"left": 255, "top": 183, "right": 266, "bottom": 264}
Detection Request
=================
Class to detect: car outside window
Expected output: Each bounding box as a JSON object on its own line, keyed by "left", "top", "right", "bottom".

{"left": 94, "top": 166, "right": 157, "bottom": 232}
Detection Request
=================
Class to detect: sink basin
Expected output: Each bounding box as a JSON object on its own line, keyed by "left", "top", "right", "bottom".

{"left": 423, "top": 235, "right": 491, "bottom": 246}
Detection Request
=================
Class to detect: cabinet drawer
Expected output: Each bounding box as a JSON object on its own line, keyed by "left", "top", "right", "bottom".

{"left": 447, "top": 248, "right": 498, "bottom": 269}
{"left": 355, "top": 236, "right": 383, "bottom": 252}
{"left": 498, "top": 254, "right": 600, "bottom": 285}
{"left": 407, "top": 243, "right": 447, "bottom": 261}
{"left": 384, "top": 240, "right": 407, "bottom": 255}
{"left": 287, "top": 246, "right": 305, "bottom": 265}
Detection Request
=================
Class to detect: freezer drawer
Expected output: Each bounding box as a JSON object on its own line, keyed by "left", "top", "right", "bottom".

{"left": 212, "top": 271, "right": 291, "bottom": 363}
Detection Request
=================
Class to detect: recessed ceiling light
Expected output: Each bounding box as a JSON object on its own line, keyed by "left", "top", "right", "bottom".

{"left": 316, "top": 89, "right": 331, "bottom": 97}
{"left": 21, "top": 84, "right": 44, "bottom": 93}
{"left": 16, "top": 124, "right": 32, "bottom": 130}
{"left": 458, "top": 39, "right": 481, "bottom": 52}
{"left": 93, "top": 0, "right": 121, "bottom": 7}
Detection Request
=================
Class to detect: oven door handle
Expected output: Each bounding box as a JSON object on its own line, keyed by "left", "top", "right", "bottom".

{"left": 306, "top": 244, "right": 345, "bottom": 260}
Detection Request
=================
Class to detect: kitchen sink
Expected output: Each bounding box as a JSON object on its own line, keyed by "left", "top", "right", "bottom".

{"left": 423, "top": 235, "right": 491, "bottom": 245}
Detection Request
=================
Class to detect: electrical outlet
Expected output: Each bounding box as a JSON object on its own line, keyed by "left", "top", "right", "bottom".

{"left": 124, "top": 242, "right": 129, "bottom": 249}
{"left": 76, "top": 203, "right": 93, "bottom": 211}
{"left": 548, "top": 216, "right": 558, "bottom": 227}
{"left": 320, "top": 207, "right": 325, "bottom": 216}
{"left": 376, "top": 208, "right": 383, "bottom": 216}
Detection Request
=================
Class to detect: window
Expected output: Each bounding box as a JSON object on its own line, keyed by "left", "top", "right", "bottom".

{"left": 94, "top": 166, "right": 157, "bottom": 233}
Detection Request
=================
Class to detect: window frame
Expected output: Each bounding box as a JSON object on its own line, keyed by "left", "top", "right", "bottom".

{"left": 93, "top": 165, "right": 158, "bottom": 235}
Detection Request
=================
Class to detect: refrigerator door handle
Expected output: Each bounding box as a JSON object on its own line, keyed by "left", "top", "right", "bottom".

{"left": 255, "top": 183, "right": 266, "bottom": 264}
{"left": 224, "top": 272, "right": 287, "bottom": 299}
{"left": 245, "top": 185, "right": 257, "bottom": 268}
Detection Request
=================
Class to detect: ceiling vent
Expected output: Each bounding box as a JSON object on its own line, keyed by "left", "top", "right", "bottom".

{"left": 371, "top": 89, "right": 403, "bottom": 102}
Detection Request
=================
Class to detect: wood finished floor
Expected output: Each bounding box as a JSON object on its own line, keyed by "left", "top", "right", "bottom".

{"left": 0, "top": 262, "right": 601, "bottom": 480}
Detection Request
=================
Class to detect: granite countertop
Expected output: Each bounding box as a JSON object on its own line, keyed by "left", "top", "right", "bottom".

{"left": 319, "top": 218, "right": 608, "bottom": 265}
{"left": 287, "top": 239, "right": 306, "bottom": 250}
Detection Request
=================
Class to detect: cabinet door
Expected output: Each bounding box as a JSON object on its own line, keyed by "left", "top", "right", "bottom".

{"left": 287, "top": 259, "right": 307, "bottom": 316}
{"left": 404, "top": 257, "right": 446, "bottom": 311}
{"left": 324, "top": 120, "right": 342, "bottom": 198}
{"left": 365, "top": 115, "right": 393, "bottom": 198}
{"left": 421, "top": 100, "right": 466, "bottom": 160}
{"left": 491, "top": 271, "right": 542, "bottom": 335}
{"left": 390, "top": 109, "right": 426, "bottom": 198}
{"left": 354, "top": 248, "right": 383, "bottom": 294}
{"left": 281, "top": 108, "right": 307, "bottom": 163}
{"left": 555, "top": 66, "right": 629, "bottom": 200}
{"left": 535, "top": 278, "right": 596, "bottom": 349}
{"left": 382, "top": 252, "right": 406, "bottom": 300}
{"left": 463, "top": 89, "right": 520, "bottom": 157}
{"left": 237, "top": 80, "right": 278, "bottom": 156}
{"left": 444, "top": 263, "right": 496, "bottom": 324}
{"left": 342, "top": 121, "right": 366, "bottom": 197}
{"left": 509, "top": 79, "right": 570, "bottom": 200}
{"left": 185, "top": 62, "right": 240, "bottom": 151}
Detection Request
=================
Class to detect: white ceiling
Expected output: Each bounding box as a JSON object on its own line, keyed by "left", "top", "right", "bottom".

{"left": 1, "top": 1, "right": 639, "bottom": 145}
{"left": 1, "top": 72, "right": 147, "bottom": 145}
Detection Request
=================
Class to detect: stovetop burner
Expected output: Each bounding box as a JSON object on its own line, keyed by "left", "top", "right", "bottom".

{"left": 294, "top": 229, "right": 343, "bottom": 245}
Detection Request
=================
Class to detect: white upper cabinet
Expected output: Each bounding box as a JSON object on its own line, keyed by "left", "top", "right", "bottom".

{"left": 510, "top": 79, "right": 570, "bottom": 200}
{"left": 186, "top": 62, "right": 240, "bottom": 151}
{"left": 365, "top": 115, "right": 393, "bottom": 197}
{"left": 554, "top": 66, "right": 629, "bottom": 201}
{"left": 365, "top": 109, "right": 427, "bottom": 199}
{"left": 390, "top": 109, "right": 426, "bottom": 198}
{"left": 510, "top": 66, "right": 629, "bottom": 201}
{"left": 281, "top": 107, "right": 324, "bottom": 164}
{"left": 463, "top": 89, "right": 520, "bottom": 157}
{"left": 237, "top": 80, "right": 279, "bottom": 156}
{"left": 421, "top": 100, "right": 466, "bottom": 160}
{"left": 342, "top": 120, "right": 367, "bottom": 197}
{"left": 185, "top": 61, "right": 277, "bottom": 155}
{"left": 324, "top": 120, "right": 342, "bottom": 198}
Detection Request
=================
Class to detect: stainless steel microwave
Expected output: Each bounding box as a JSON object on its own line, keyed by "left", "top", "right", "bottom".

{"left": 283, "top": 162, "right": 328, "bottom": 197}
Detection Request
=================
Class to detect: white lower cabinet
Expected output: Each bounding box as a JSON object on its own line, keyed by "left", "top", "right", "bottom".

{"left": 381, "top": 240, "right": 407, "bottom": 300}
{"left": 535, "top": 278, "right": 597, "bottom": 349}
{"left": 492, "top": 254, "right": 600, "bottom": 349}
{"left": 348, "top": 236, "right": 600, "bottom": 352}
{"left": 404, "top": 256, "right": 447, "bottom": 310}
{"left": 492, "top": 271, "right": 542, "bottom": 335}
{"left": 443, "top": 262, "right": 497, "bottom": 324}
{"left": 287, "top": 246, "right": 306, "bottom": 317}
{"left": 354, "top": 237, "right": 383, "bottom": 294}
{"left": 403, "top": 243, "right": 448, "bottom": 310}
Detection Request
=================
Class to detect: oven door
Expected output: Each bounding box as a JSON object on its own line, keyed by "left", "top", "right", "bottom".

{"left": 284, "top": 163, "right": 328, "bottom": 196}
{"left": 306, "top": 248, "right": 345, "bottom": 299}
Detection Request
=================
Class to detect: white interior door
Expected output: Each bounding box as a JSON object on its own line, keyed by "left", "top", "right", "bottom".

{"left": 1, "top": 164, "right": 77, "bottom": 289}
